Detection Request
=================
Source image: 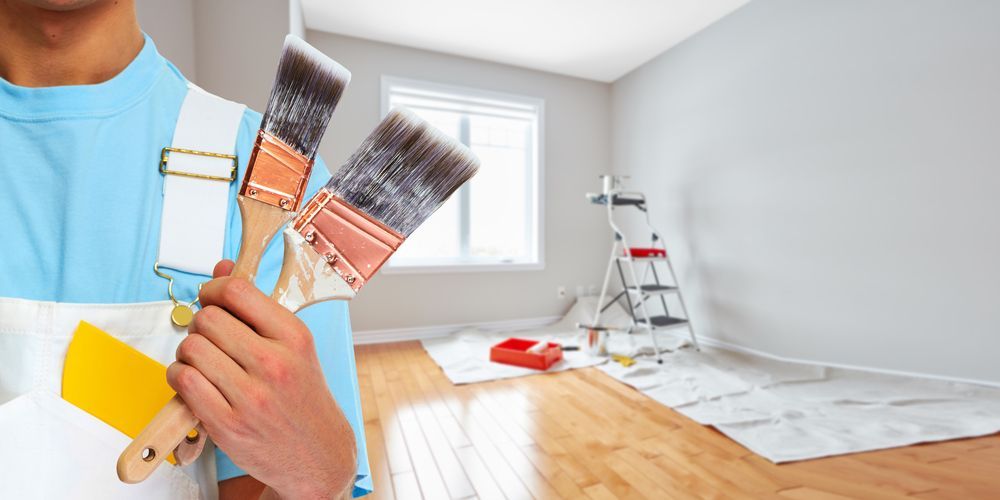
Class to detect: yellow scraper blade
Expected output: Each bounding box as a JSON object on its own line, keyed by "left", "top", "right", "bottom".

{"left": 62, "top": 320, "right": 178, "bottom": 464}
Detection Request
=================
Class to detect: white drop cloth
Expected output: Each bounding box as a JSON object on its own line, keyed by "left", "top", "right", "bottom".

{"left": 422, "top": 298, "right": 1000, "bottom": 462}
{"left": 671, "top": 366, "right": 1000, "bottom": 462}
{"left": 421, "top": 297, "right": 630, "bottom": 385}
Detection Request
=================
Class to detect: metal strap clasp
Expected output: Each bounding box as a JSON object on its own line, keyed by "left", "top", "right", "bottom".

{"left": 160, "top": 147, "right": 238, "bottom": 183}
{"left": 154, "top": 262, "right": 204, "bottom": 327}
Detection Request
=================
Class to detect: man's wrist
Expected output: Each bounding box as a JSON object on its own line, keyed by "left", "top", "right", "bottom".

{"left": 271, "top": 471, "right": 354, "bottom": 500}
{"left": 270, "top": 444, "right": 357, "bottom": 500}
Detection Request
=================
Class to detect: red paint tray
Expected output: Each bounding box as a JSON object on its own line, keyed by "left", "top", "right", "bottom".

{"left": 490, "top": 338, "right": 563, "bottom": 370}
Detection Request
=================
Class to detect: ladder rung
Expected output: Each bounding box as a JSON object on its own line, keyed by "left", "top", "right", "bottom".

{"left": 575, "top": 323, "right": 614, "bottom": 331}
{"left": 618, "top": 256, "right": 669, "bottom": 262}
{"left": 625, "top": 285, "right": 677, "bottom": 295}
{"left": 636, "top": 316, "right": 689, "bottom": 328}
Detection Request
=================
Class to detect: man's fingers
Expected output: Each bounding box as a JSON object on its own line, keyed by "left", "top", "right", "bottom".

{"left": 166, "top": 361, "right": 232, "bottom": 426}
{"left": 190, "top": 305, "right": 269, "bottom": 374}
{"left": 213, "top": 259, "right": 235, "bottom": 279}
{"left": 175, "top": 333, "right": 253, "bottom": 407}
{"left": 199, "top": 276, "right": 307, "bottom": 343}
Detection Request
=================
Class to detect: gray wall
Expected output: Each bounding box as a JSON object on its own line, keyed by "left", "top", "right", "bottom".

{"left": 192, "top": 0, "right": 290, "bottom": 111}
{"left": 612, "top": 0, "right": 1000, "bottom": 382}
{"left": 136, "top": 0, "right": 197, "bottom": 79}
{"left": 307, "top": 31, "right": 612, "bottom": 332}
{"left": 137, "top": 0, "right": 291, "bottom": 111}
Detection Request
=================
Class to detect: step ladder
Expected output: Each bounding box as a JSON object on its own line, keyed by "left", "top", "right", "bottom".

{"left": 583, "top": 176, "right": 700, "bottom": 363}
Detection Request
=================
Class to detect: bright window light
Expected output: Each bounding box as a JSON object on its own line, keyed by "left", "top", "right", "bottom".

{"left": 382, "top": 76, "right": 544, "bottom": 272}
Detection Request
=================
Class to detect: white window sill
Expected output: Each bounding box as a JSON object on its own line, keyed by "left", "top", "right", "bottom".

{"left": 383, "top": 261, "right": 545, "bottom": 274}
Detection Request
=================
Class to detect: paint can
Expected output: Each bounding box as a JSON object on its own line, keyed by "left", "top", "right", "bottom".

{"left": 586, "top": 329, "right": 608, "bottom": 356}
{"left": 599, "top": 174, "right": 628, "bottom": 195}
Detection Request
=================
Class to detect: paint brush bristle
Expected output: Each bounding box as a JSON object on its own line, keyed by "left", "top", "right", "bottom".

{"left": 325, "top": 107, "right": 481, "bottom": 236}
{"left": 260, "top": 35, "right": 351, "bottom": 159}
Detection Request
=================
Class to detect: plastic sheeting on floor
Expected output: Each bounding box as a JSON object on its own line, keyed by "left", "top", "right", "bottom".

{"left": 422, "top": 297, "right": 1000, "bottom": 462}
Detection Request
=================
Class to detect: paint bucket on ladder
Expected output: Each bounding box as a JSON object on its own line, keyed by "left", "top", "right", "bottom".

{"left": 599, "top": 174, "right": 628, "bottom": 195}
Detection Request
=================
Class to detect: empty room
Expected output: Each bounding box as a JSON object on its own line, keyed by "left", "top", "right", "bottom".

{"left": 1, "top": 0, "right": 998, "bottom": 498}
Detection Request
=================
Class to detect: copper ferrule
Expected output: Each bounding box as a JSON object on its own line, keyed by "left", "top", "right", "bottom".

{"left": 292, "top": 189, "right": 405, "bottom": 292}
{"left": 239, "top": 131, "right": 314, "bottom": 211}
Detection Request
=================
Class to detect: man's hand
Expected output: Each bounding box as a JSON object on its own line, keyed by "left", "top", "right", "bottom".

{"left": 167, "top": 260, "right": 357, "bottom": 499}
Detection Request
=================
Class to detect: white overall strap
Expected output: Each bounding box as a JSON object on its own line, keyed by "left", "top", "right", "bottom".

{"left": 157, "top": 85, "right": 247, "bottom": 276}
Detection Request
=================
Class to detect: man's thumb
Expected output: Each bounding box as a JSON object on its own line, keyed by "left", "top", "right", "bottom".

{"left": 212, "top": 259, "right": 235, "bottom": 278}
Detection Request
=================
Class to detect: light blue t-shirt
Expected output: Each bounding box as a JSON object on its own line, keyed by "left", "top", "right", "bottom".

{"left": 0, "top": 35, "right": 371, "bottom": 496}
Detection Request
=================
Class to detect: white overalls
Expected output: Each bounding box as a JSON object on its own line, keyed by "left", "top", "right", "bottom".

{"left": 0, "top": 86, "right": 245, "bottom": 499}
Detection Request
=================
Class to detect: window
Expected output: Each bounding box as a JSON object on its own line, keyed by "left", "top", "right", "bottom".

{"left": 381, "top": 76, "right": 544, "bottom": 272}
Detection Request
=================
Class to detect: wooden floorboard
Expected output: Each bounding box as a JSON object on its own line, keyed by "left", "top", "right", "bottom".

{"left": 355, "top": 342, "right": 1000, "bottom": 500}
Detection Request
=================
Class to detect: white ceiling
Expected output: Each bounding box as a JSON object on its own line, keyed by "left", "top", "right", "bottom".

{"left": 300, "top": 0, "right": 749, "bottom": 83}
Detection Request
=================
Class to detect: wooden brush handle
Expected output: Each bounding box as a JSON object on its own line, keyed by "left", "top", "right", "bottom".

{"left": 120, "top": 231, "right": 358, "bottom": 483}
{"left": 232, "top": 195, "right": 295, "bottom": 281}
{"left": 166, "top": 197, "right": 294, "bottom": 465}
{"left": 119, "top": 197, "right": 296, "bottom": 483}
{"left": 172, "top": 424, "right": 206, "bottom": 466}
{"left": 117, "top": 395, "right": 199, "bottom": 483}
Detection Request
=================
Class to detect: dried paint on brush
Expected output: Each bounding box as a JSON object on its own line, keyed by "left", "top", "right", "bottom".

{"left": 241, "top": 34, "right": 352, "bottom": 211}
{"left": 272, "top": 230, "right": 357, "bottom": 312}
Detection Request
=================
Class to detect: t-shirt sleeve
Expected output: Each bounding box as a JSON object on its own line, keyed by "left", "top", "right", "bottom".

{"left": 217, "top": 123, "right": 373, "bottom": 496}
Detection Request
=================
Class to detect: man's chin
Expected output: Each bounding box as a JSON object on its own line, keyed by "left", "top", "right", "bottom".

{"left": 18, "top": 0, "right": 103, "bottom": 12}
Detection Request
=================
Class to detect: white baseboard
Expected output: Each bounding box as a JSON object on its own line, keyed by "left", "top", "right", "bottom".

{"left": 697, "top": 335, "right": 1000, "bottom": 389}
{"left": 353, "top": 315, "right": 562, "bottom": 345}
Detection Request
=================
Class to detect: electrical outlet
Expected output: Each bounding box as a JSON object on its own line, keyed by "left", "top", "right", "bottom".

{"left": 557, "top": 285, "right": 567, "bottom": 299}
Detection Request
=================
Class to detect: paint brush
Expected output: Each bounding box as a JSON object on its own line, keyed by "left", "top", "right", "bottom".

{"left": 174, "top": 32, "right": 350, "bottom": 467}
{"left": 172, "top": 109, "right": 477, "bottom": 468}
{"left": 272, "top": 107, "right": 480, "bottom": 312}
{"left": 232, "top": 34, "right": 351, "bottom": 281}
{"left": 118, "top": 35, "right": 349, "bottom": 483}
{"left": 117, "top": 108, "right": 478, "bottom": 483}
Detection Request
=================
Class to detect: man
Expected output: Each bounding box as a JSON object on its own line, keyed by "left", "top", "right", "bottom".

{"left": 0, "top": 0, "right": 366, "bottom": 498}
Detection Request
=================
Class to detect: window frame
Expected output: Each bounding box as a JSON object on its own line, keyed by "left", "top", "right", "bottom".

{"left": 380, "top": 75, "right": 546, "bottom": 274}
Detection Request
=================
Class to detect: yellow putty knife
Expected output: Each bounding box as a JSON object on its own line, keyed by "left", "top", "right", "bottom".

{"left": 62, "top": 321, "right": 178, "bottom": 464}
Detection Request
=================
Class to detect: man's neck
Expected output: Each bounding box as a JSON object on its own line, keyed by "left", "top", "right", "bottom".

{"left": 0, "top": 0, "right": 143, "bottom": 87}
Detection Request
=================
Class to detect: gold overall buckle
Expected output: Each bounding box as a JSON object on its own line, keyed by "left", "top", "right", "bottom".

{"left": 160, "top": 147, "right": 238, "bottom": 183}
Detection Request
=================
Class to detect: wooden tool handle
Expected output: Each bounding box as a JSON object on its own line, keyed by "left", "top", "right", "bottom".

{"left": 232, "top": 195, "right": 295, "bottom": 281}
{"left": 172, "top": 424, "right": 206, "bottom": 466}
{"left": 119, "top": 222, "right": 360, "bottom": 483}
{"left": 119, "top": 200, "right": 298, "bottom": 482}
{"left": 118, "top": 197, "right": 295, "bottom": 482}
{"left": 117, "top": 395, "right": 200, "bottom": 483}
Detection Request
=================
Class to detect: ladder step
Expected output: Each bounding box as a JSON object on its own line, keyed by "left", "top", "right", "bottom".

{"left": 637, "top": 315, "right": 689, "bottom": 328}
{"left": 617, "top": 256, "right": 669, "bottom": 262}
{"left": 626, "top": 285, "right": 677, "bottom": 295}
{"left": 575, "top": 323, "right": 614, "bottom": 331}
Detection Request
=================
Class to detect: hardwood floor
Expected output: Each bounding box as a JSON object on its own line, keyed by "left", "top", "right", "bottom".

{"left": 354, "top": 341, "right": 1000, "bottom": 499}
